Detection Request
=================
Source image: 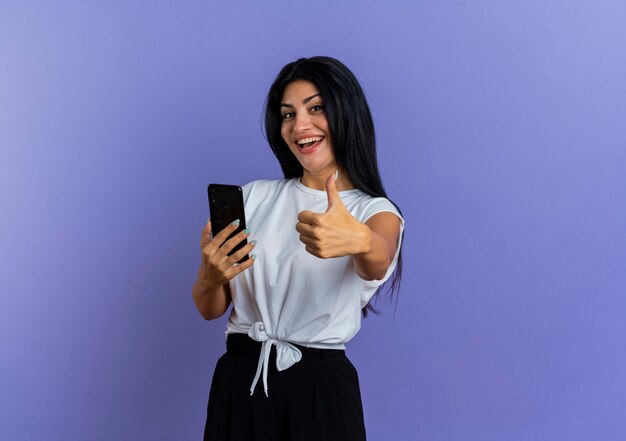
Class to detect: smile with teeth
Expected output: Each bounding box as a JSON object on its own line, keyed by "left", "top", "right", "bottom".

{"left": 297, "top": 136, "right": 324, "bottom": 149}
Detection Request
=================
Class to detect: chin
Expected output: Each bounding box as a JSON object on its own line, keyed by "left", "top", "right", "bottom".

{"left": 301, "top": 163, "right": 333, "bottom": 175}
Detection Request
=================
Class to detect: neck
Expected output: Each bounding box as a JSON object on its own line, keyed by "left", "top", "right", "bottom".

{"left": 300, "top": 167, "right": 355, "bottom": 191}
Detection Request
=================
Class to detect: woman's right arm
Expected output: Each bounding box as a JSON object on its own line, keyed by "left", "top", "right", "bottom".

{"left": 192, "top": 220, "right": 256, "bottom": 320}
{"left": 192, "top": 278, "right": 231, "bottom": 321}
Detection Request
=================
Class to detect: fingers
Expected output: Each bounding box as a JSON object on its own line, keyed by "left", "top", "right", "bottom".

{"left": 200, "top": 219, "right": 212, "bottom": 248}
{"left": 295, "top": 221, "right": 315, "bottom": 237}
{"left": 197, "top": 215, "right": 257, "bottom": 292}
{"left": 304, "top": 244, "right": 325, "bottom": 259}
{"left": 202, "top": 223, "right": 253, "bottom": 267}
{"left": 225, "top": 252, "right": 256, "bottom": 278}
{"left": 297, "top": 210, "right": 320, "bottom": 225}
{"left": 221, "top": 228, "right": 251, "bottom": 255}
{"left": 226, "top": 239, "right": 257, "bottom": 266}
{"left": 213, "top": 219, "right": 243, "bottom": 244}
{"left": 298, "top": 233, "right": 315, "bottom": 248}
{"left": 201, "top": 219, "right": 241, "bottom": 252}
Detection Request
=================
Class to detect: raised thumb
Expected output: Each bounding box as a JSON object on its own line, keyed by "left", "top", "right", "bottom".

{"left": 325, "top": 170, "right": 342, "bottom": 212}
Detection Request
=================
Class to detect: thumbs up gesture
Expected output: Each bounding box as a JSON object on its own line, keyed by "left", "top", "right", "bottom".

{"left": 296, "top": 172, "right": 370, "bottom": 259}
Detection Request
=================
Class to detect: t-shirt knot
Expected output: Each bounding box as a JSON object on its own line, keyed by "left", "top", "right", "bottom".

{"left": 247, "top": 321, "right": 302, "bottom": 396}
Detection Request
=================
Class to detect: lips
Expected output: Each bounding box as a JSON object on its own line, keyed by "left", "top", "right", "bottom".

{"left": 295, "top": 136, "right": 325, "bottom": 153}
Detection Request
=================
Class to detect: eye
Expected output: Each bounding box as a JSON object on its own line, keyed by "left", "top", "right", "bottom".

{"left": 282, "top": 111, "right": 295, "bottom": 121}
{"left": 310, "top": 104, "right": 325, "bottom": 113}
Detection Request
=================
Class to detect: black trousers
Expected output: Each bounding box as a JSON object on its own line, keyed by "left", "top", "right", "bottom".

{"left": 204, "top": 333, "right": 367, "bottom": 441}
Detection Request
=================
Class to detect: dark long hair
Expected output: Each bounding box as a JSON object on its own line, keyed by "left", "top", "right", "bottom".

{"left": 264, "top": 56, "right": 404, "bottom": 316}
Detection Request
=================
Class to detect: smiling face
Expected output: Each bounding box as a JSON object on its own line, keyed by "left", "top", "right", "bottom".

{"left": 280, "top": 80, "right": 337, "bottom": 182}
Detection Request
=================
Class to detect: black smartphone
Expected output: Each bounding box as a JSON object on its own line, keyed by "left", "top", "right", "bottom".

{"left": 207, "top": 184, "right": 249, "bottom": 264}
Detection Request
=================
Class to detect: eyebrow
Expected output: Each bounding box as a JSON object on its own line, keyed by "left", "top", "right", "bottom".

{"left": 280, "top": 93, "right": 322, "bottom": 108}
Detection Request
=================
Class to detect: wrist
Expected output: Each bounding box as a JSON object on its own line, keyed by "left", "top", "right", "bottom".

{"left": 354, "top": 222, "right": 373, "bottom": 255}
{"left": 195, "top": 273, "right": 221, "bottom": 295}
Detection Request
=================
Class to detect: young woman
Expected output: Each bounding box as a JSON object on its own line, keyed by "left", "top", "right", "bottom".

{"left": 193, "top": 56, "right": 405, "bottom": 441}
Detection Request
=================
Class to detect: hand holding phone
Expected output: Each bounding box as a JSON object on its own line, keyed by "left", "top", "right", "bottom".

{"left": 196, "top": 184, "right": 256, "bottom": 292}
{"left": 199, "top": 219, "right": 255, "bottom": 286}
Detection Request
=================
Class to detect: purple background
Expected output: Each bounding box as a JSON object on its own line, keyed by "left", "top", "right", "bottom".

{"left": 2, "top": 1, "right": 625, "bottom": 440}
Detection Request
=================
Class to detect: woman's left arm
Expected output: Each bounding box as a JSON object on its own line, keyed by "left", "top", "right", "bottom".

{"left": 352, "top": 211, "right": 401, "bottom": 281}
{"left": 296, "top": 173, "right": 401, "bottom": 280}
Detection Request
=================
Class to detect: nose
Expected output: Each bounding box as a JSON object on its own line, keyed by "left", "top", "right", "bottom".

{"left": 293, "top": 111, "right": 313, "bottom": 133}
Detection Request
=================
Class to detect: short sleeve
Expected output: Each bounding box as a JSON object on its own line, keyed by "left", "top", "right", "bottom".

{"left": 358, "top": 198, "right": 405, "bottom": 290}
{"left": 240, "top": 181, "right": 254, "bottom": 205}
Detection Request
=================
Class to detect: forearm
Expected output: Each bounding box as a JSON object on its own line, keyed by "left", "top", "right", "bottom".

{"left": 352, "top": 225, "right": 393, "bottom": 281}
{"left": 192, "top": 273, "right": 231, "bottom": 320}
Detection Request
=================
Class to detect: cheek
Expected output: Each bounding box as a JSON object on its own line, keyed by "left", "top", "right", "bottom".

{"left": 280, "top": 123, "right": 289, "bottom": 145}
{"left": 324, "top": 136, "right": 335, "bottom": 154}
{"left": 281, "top": 126, "right": 298, "bottom": 157}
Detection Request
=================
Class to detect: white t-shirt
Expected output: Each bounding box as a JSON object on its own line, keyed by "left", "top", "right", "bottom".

{"left": 224, "top": 178, "right": 405, "bottom": 395}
